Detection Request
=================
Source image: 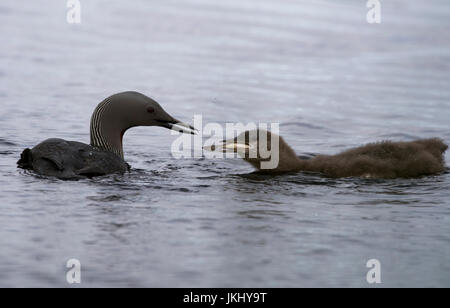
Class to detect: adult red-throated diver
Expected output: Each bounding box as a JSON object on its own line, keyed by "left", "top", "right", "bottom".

{"left": 17, "top": 91, "right": 196, "bottom": 179}
{"left": 205, "top": 129, "right": 448, "bottom": 179}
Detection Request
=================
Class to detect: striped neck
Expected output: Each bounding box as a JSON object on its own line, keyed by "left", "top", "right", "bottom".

{"left": 90, "top": 98, "right": 125, "bottom": 159}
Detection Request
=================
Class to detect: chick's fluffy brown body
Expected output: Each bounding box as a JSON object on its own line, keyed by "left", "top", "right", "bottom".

{"left": 239, "top": 131, "right": 448, "bottom": 179}
{"left": 300, "top": 138, "right": 447, "bottom": 178}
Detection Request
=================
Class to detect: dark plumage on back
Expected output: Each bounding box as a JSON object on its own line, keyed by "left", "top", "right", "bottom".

{"left": 18, "top": 139, "right": 129, "bottom": 180}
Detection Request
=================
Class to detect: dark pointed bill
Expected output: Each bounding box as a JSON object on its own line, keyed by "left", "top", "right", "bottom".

{"left": 158, "top": 119, "right": 198, "bottom": 135}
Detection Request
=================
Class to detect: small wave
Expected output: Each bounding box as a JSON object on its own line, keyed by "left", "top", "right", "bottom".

{"left": 0, "top": 138, "right": 16, "bottom": 146}
{"left": 87, "top": 195, "right": 124, "bottom": 202}
{"left": 377, "top": 133, "right": 419, "bottom": 140}
{"left": 281, "top": 122, "right": 325, "bottom": 130}
{"left": 170, "top": 187, "right": 191, "bottom": 192}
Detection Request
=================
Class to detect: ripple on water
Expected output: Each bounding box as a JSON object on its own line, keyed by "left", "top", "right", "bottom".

{"left": 87, "top": 195, "right": 124, "bottom": 202}
{"left": 0, "top": 138, "right": 17, "bottom": 146}
{"left": 281, "top": 122, "right": 326, "bottom": 130}
{"left": 377, "top": 133, "right": 420, "bottom": 140}
{"left": 0, "top": 150, "right": 15, "bottom": 155}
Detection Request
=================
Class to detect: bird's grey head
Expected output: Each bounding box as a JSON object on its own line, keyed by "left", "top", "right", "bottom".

{"left": 103, "top": 91, "right": 195, "bottom": 131}
{"left": 90, "top": 91, "right": 196, "bottom": 158}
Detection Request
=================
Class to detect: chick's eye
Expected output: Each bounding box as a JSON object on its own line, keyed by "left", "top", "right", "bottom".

{"left": 147, "top": 107, "right": 155, "bottom": 113}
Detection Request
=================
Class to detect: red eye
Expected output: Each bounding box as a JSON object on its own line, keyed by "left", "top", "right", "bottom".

{"left": 147, "top": 107, "right": 155, "bottom": 113}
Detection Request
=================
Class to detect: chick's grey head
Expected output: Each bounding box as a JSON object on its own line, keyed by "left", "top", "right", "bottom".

{"left": 204, "top": 129, "right": 302, "bottom": 172}
{"left": 205, "top": 129, "right": 276, "bottom": 159}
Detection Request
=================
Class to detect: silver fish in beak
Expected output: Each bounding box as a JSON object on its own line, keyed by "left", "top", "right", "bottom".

{"left": 203, "top": 138, "right": 251, "bottom": 153}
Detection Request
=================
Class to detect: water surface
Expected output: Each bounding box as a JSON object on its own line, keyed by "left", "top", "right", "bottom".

{"left": 1, "top": 0, "right": 450, "bottom": 287}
